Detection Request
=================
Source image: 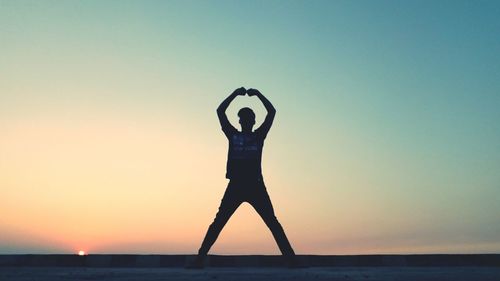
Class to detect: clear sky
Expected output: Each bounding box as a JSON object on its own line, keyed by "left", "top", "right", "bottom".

{"left": 1, "top": 0, "right": 499, "bottom": 255}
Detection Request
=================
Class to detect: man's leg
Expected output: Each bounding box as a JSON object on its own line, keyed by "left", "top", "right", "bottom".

{"left": 197, "top": 182, "right": 242, "bottom": 257}
{"left": 249, "top": 182, "right": 295, "bottom": 257}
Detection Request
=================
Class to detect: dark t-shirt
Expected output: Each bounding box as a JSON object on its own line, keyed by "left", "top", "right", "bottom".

{"left": 226, "top": 130, "right": 265, "bottom": 180}
{"left": 218, "top": 109, "right": 274, "bottom": 180}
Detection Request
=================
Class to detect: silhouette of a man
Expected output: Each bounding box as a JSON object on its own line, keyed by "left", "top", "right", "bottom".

{"left": 189, "top": 87, "right": 297, "bottom": 268}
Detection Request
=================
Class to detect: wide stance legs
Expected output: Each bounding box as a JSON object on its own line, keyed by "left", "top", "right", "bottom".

{"left": 192, "top": 179, "right": 295, "bottom": 267}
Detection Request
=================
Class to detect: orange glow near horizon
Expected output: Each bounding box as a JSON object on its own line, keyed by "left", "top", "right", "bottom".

{"left": 1, "top": 112, "right": 499, "bottom": 255}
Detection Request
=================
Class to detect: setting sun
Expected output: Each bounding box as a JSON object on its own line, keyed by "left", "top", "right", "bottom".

{"left": 78, "top": 250, "right": 85, "bottom": 256}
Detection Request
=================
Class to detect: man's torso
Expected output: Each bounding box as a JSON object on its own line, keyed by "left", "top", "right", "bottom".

{"left": 226, "top": 131, "right": 265, "bottom": 180}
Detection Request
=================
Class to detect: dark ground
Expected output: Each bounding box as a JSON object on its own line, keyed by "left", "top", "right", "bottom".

{"left": 1, "top": 267, "right": 500, "bottom": 281}
{"left": 1, "top": 255, "right": 499, "bottom": 280}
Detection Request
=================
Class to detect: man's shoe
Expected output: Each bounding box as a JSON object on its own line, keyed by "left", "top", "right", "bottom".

{"left": 185, "top": 256, "right": 205, "bottom": 269}
{"left": 286, "top": 256, "right": 308, "bottom": 269}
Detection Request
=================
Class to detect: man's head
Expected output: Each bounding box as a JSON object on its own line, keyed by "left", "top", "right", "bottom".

{"left": 238, "top": 107, "right": 255, "bottom": 132}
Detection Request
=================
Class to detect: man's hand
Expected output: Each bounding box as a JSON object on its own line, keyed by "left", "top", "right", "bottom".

{"left": 218, "top": 88, "right": 247, "bottom": 136}
{"left": 246, "top": 88, "right": 261, "bottom": 96}
{"left": 233, "top": 87, "right": 247, "bottom": 96}
{"left": 249, "top": 88, "right": 275, "bottom": 136}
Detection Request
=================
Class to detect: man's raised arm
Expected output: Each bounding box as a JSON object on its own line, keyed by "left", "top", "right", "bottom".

{"left": 247, "top": 88, "right": 276, "bottom": 136}
{"left": 217, "top": 87, "right": 246, "bottom": 136}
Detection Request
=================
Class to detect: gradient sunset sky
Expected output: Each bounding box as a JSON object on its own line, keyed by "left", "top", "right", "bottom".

{"left": 1, "top": 0, "right": 499, "bottom": 255}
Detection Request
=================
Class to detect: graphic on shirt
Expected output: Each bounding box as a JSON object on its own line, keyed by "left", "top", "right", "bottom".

{"left": 230, "top": 133, "right": 261, "bottom": 159}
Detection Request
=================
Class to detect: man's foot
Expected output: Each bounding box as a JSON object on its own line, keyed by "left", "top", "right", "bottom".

{"left": 286, "top": 256, "right": 308, "bottom": 269}
{"left": 185, "top": 255, "right": 205, "bottom": 269}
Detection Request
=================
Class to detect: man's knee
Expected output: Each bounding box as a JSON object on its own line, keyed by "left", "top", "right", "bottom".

{"left": 210, "top": 217, "right": 223, "bottom": 228}
{"left": 263, "top": 215, "right": 282, "bottom": 228}
{"left": 210, "top": 212, "right": 231, "bottom": 228}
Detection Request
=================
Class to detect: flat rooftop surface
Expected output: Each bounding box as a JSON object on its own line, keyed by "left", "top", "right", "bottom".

{"left": 1, "top": 267, "right": 500, "bottom": 281}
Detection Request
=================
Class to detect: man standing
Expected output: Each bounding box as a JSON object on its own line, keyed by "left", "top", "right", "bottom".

{"left": 189, "top": 87, "right": 297, "bottom": 268}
